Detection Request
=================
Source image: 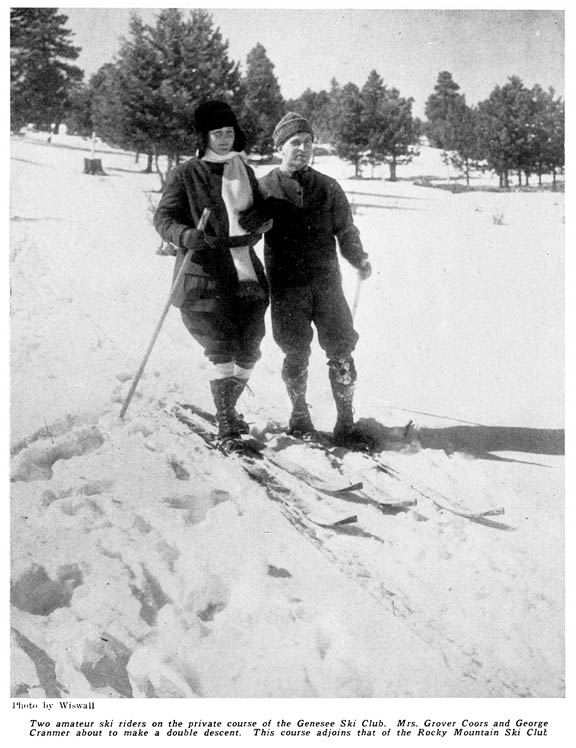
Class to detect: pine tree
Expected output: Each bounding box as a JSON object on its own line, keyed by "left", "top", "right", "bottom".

{"left": 90, "top": 9, "right": 242, "bottom": 185}
{"left": 134, "top": 9, "right": 193, "bottom": 166}
{"left": 442, "top": 105, "right": 480, "bottom": 186}
{"left": 65, "top": 86, "right": 95, "bottom": 137}
{"left": 90, "top": 61, "right": 150, "bottom": 159}
{"left": 241, "top": 43, "right": 284, "bottom": 156}
{"left": 330, "top": 82, "right": 367, "bottom": 177}
{"left": 10, "top": 8, "right": 83, "bottom": 131}
{"left": 365, "top": 83, "right": 419, "bottom": 181}
{"left": 476, "top": 76, "right": 533, "bottom": 187}
{"left": 287, "top": 88, "right": 333, "bottom": 143}
{"left": 151, "top": 8, "right": 242, "bottom": 162}
{"left": 423, "top": 72, "right": 482, "bottom": 186}
{"left": 528, "top": 85, "right": 564, "bottom": 186}
{"left": 88, "top": 15, "right": 159, "bottom": 170}
{"left": 360, "top": 70, "right": 387, "bottom": 176}
{"left": 424, "top": 71, "right": 467, "bottom": 150}
{"left": 545, "top": 94, "right": 564, "bottom": 186}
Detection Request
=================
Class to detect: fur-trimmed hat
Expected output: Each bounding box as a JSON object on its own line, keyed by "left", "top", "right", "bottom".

{"left": 193, "top": 100, "right": 246, "bottom": 156}
{"left": 194, "top": 100, "right": 239, "bottom": 133}
{"left": 273, "top": 112, "right": 314, "bottom": 149}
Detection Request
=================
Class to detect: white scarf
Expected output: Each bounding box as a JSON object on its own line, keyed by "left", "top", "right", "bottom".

{"left": 202, "top": 149, "right": 258, "bottom": 283}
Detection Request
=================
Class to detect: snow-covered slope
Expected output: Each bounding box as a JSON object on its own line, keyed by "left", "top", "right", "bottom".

{"left": 9, "top": 133, "right": 564, "bottom": 700}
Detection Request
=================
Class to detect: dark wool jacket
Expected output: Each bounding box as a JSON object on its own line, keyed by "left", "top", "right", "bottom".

{"left": 154, "top": 157, "right": 268, "bottom": 305}
{"left": 258, "top": 166, "right": 368, "bottom": 289}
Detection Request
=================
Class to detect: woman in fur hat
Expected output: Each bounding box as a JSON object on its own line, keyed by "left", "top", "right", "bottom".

{"left": 154, "top": 100, "right": 271, "bottom": 453}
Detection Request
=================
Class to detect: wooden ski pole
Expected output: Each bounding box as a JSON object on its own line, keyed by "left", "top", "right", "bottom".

{"left": 351, "top": 272, "right": 363, "bottom": 321}
{"left": 119, "top": 208, "right": 211, "bottom": 419}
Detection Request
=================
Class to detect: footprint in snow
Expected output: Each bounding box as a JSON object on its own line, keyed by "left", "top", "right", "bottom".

{"left": 163, "top": 490, "right": 231, "bottom": 525}
{"left": 11, "top": 563, "right": 83, "bottom": 616}
{"left": 11, "top": 426, "right": 105, "bottom": 482}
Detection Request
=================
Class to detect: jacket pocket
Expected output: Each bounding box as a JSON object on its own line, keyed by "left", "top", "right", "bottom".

{"left": 182, "top": 272, "right": 218, "bottom": 300}
{"left": 171, "top": 251, "right": 218, "bottom": 308}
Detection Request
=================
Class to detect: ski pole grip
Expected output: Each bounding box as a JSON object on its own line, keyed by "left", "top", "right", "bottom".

{"left": 196, "top": 207, "right": 211, "bottom": 234}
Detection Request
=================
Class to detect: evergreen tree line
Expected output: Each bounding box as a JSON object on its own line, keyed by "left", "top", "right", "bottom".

{"left": 11, "top": 8, "right": 564, "bottom": 187}
{"left": 425, "top": 71, "right": 564, "bottom": 187}
{"left": 11, "top": 8, "right": 83, "bottom": 132}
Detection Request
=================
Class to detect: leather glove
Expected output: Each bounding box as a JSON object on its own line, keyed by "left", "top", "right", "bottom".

{"left": 358, "top": 258, "right": 372, "bottom": 280}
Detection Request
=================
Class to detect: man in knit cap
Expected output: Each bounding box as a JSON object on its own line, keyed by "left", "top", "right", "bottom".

{"left": 248, "top": 111, "right": 372, "bottom": 448}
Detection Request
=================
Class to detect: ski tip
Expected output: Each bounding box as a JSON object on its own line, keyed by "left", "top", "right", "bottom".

{"left": 480, "top": 507, "right": 505, "bottom": 517}
{"left": 326, "top": 515, "right": 358, "bottom": 527}
{"left": 332, "top": 481, "right": 364, "bottom": 493}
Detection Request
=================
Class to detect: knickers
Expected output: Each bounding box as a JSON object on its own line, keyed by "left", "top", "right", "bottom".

{"left": 181, "top": 294, "right": 268, "bottom": 368}
{"left": 271, "top": 274, "right": 358, "bottom": 373}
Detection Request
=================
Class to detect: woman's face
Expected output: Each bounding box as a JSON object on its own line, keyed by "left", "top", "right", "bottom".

{"left": 208, "top": 126, "right": 235, "bottom": 155}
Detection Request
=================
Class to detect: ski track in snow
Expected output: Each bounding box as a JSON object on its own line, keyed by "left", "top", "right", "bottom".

{"left": 9, "top": 134, "right": 564, "bottom": 699}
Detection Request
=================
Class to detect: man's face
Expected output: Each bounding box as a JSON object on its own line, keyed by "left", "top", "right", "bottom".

{"left": 208, "top": 126, "right": 235, "bottom": 155}
{"left": 280, "top": 132, "right": 313, "bottom": 172}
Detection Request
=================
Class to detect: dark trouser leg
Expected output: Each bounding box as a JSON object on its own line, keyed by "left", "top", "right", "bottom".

{"left": 312, "top": 273, "right": 359, "bottom": 361}
{"left": 180, "top": 296, "right": 239, "bottom": 365}
{"left": 311, "top": 275, "right": 371, "bottom": 448}
{"left": 232, "top": 296, "right": 268, "bottom": 433}
{"left": 271, "top": 286, "right": 316, "bottom": 435}
{"left": 181, "top": 297, "right": 238, "bottom": 440}
{"left": 181, "top": 295, "right": 267, "bottom": 440}
{"left": 234, "top": 295, "right": 269, "bottom": 370}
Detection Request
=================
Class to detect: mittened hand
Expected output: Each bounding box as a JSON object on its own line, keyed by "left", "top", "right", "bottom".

{"left": 239, "top": 207, "right": 269, "bottom": 233}
{"left": 181, "top": 228, "right": 217, "bottom": 250}
{"left": 358, "top": 258, "right": 372, "bottom": 280}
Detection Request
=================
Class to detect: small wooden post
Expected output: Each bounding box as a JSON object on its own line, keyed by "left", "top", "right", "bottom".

{"left": 83, "top": 131, "right": 106, "bottom": 175}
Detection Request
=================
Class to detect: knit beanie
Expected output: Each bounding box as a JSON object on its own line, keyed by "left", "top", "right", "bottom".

{"left": 273, "top": 112, "right": 314, "bottom": 149}
{"left": 194, "top": 100, "right": 239, "bottom": 134}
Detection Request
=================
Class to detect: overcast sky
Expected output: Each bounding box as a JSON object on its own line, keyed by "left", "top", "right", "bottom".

{"left": 62, "top": 6, "right": 564, "bottom": 118}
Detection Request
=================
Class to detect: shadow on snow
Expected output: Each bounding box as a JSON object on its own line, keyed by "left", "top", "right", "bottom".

{"left": 356, "top": 417, "right": 564, "bottom": 464}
